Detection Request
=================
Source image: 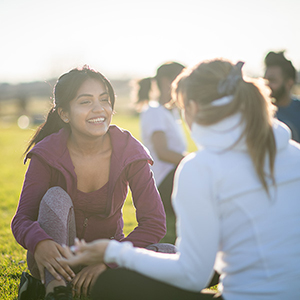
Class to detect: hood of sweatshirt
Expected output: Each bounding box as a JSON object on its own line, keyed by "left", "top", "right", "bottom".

{"left": 190, "top": 113, "right": 291, "bottom": 154}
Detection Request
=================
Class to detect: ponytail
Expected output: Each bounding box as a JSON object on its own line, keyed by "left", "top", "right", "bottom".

{"left": 134, "top": 77, "right": 152, "bottom": 112}
{"left": 236, "top": 79, "right": 276, "bottom": 192}
{"left": 25, "top": 106, "right": 67, "bottom": 155}
{"left": 137, "top": 77, "right": 152, "bottom": 103}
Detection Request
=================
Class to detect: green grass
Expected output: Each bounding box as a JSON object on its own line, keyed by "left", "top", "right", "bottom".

{"left": 0, "top": 113, "right": 197, "bottom": 299}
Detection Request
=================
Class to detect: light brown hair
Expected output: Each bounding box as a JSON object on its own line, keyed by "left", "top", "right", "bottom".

{"left": 173, "top": 58, "right": 277, "bottom": 193}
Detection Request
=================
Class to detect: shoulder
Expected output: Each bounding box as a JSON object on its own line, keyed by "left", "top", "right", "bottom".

{"left": 172, "top": 151, "right": 219, "bottom": 208}
{"left": 109, "top": 125, "right": 153, "bottom": 164}
{"left": 141, "top": 103, "right": 167, "bottom": 117}
{"left": 291, "top": 96, "right": 300, "bottom": 106}
{"left": 26, "top": 128, "right": 69, "bottom": 162}
{"left": 176, "top": 150, "right": 218, "bottom": 180}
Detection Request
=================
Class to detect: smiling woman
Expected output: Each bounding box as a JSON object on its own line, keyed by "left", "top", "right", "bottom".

{"left": 11, "top": 66, "right": 168, "bottom": 300}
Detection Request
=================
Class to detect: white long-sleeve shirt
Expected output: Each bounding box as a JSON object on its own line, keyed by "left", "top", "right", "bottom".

{"left": 105, "top": 114, "right": 300, "bottom": 300}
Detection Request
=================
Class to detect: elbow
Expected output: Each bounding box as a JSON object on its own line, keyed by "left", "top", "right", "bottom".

{"left": 11, "top": 215, "right": 17, "bottom": 236}
{"left": 160, "top": 221, "right": 167, "bottom": 239}
{"left": 177, "top": 271, "right": 208, "bottom": 292}
{"left": 156, "top": 150, "right": 168, "bottom": 162}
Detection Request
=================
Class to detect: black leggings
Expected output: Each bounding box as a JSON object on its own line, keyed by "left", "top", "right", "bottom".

{"left": 158, "top": 168, "right": 177, "bottom": 243}
{"left": 91, "top": 268, "right": 223, "bottom": 300}
{"left": 158, "top": 168, "right": 177, "bottom": 215}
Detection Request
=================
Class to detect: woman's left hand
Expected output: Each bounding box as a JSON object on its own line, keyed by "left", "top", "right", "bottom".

{"left": 71, "top": 263, "right": 107, "bottom": 297}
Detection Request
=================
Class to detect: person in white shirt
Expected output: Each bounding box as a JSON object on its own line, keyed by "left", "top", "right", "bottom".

{"left": 135, "top": 62, "right": 187, "bottom": 241}
{"left": 59, "top": 59, "right": 300, "bottom": 300}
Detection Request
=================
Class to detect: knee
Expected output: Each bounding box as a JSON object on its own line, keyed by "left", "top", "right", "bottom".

{"left": 39, "top": 187, "right": 74, "bottom": 218}
{"left": 41, "top": 187, "right": 73, "bottom": 208}
{"left": 146, "top": 243, "right": 177, "bottom": 253}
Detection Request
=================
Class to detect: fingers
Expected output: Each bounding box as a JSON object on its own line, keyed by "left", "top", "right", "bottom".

{"left": 91, "top": 264, "right": 107, "bottom": 287}
{"left": 43, "top": 257, "right": 75, "bottom": 282}
{"left": 71, "top": 238, "right": 87, "bottom": 254}
{"left": 71, "top": 264, "right": 106, "bottom": 297}
{"left": 43, "top": 260, "right": 62, "bottom": 281}
{"left": 34, "top": 240, "right": 75, "bottom": 282}
{"left": 37, "top": 264, "right": 45, "bottom": 284}
{"left": 72, "top": 272, "right": 92, "bottom": 297}
{"left": 58, "top": 252, "right": 86, "bottom": 267}
{"left": 59, "top": 244, "right": 74, "bottom": 259}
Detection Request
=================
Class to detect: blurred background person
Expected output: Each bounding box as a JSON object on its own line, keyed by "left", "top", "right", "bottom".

{"left": 135, "top": 62, "right": 187, "bottom": 243}
{"left": 264, "top": 51, "right": 300, "bottom": 142}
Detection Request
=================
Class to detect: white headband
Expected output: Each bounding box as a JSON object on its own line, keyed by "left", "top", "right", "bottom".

{"left": 210, "top": 95, "right": 234, "bottom": 106}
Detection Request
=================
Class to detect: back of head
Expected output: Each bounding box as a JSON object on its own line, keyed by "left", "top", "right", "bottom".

{"left": 135, "top": 61, "right": 185, "bottom": 107}
{"left": 173, "top": 58, "right": 276, "bottom": 193}
{"left": 156, "top": 62, "right": 185, "bottom": 82}
{"left": 264, "top": 51, "right": 296, "bottom": 81}
{"left": 155, "top": 62, "right": 185, "bottom": 91}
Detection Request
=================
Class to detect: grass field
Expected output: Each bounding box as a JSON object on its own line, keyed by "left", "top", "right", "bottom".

{"left": 0, "top": 113, "right": 196, "bottom": 299}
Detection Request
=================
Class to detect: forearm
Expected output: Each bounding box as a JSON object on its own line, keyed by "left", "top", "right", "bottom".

{"left": 156, "top": 149, "right": 185, "bottom": 165}
{"left": 11, "top": 216, "right": 53, "bottom": 253}
{"left": 104, "top": 240, "right": 210, "bottom": 292}
{"left": 11, "top": 155, "right": 52, "bottom": 253}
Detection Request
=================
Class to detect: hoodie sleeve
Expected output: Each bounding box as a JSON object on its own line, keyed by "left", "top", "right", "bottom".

{"left": 11, "top": 155, "right": 54, "bottom": 254}
{"left": 120, "top": 160, "right": 166, "bottom": 247}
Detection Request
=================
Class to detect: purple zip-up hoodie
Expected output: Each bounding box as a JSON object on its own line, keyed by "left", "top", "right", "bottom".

{"left": 11, "top": 125, "right": 166, "bottom": 254}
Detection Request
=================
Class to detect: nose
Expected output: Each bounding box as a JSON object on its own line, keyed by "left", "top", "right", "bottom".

{"left": 92, "top": 100, "right": 104, "bottom": 112}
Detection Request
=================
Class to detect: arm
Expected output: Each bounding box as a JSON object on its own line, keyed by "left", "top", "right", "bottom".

{"left": 11, "top": 155, "right": 75, "bottom": 283}
{"left": 105, "top": 155, "right": 220, "bottom": 291}
{"left": 59, "top": 155, "right": 220, "bottom": 291}
{"left": 11, "top": 155, "right": 54, "bottom": 254}
{"left": 120, "top": 160, "right": 166, "bottom": 247}
{"left": 152, "top": 131, "right": 185, "bottom": 165}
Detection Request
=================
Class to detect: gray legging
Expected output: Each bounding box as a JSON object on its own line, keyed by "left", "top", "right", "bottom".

{"left": 27, "top": 187, "right": 176, "bottom": 286}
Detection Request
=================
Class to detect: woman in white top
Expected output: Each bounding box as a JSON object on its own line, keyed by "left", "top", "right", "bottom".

{"left": 60, "top": 59, "right": 300, "bottom": 300}
{"left": 136, "top": 62, "right": 187, "bottom": 241}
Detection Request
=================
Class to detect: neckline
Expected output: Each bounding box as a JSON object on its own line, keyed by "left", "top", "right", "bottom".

{"left": 77, "top": 181, "right": 109, "bottom": 195}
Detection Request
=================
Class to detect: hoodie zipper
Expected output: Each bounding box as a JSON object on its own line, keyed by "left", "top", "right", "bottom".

{"left": 82, "top": 217, "right": 89, "bottom": 238}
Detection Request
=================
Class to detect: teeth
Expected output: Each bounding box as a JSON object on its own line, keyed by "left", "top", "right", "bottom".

{"left": 88, "top": 117, "right": 105, "bottom": 123}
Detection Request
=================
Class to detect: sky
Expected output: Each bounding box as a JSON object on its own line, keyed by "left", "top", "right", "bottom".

{"left": 0, "top": 0, "right": 300, "bottom": 84}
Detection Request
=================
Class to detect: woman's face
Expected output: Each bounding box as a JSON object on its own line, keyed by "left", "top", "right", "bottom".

{"left": 61, "top": 78, "right": 113, "bottom": 139}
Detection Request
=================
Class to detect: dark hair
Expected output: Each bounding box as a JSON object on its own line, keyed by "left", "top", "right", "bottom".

{"left": 25, "top": 66, "right": 115, "bottom": 154}
{"left": 136, "top": 62, "right": 185, "bottom": 103}
{"left": 264, "top": 51, "right": 296, "bottom": 81}
{"left": 137, "top": 77, "right": 152, "bottom": 103}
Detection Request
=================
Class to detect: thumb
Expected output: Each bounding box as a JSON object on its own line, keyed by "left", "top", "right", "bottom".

{"left": 59, "top": 244, "right": 73, "bottom": 259}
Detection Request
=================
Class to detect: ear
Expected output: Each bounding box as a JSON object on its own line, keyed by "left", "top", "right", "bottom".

{"left": 58, "top": 107, "right": 70, "bottom": 124}
{"left": 185, "top": 100, "right": 199, "bottom": 118}
{"left": 285, "top": 78, "right": 294, "bottom": 91}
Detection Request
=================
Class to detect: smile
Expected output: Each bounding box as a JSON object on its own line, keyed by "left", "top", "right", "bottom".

{"left": 87, "top": 117, "right": 105, "bottom": 123}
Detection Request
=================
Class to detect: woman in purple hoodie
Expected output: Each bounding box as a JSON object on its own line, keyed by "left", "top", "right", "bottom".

{"left": 11, "top": 66, "right": 167, "bottom": 300}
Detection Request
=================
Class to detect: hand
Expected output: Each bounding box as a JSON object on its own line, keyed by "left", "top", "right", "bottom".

{"left": 34, "top": 239, "right": 75, "bottom": 284}
{"left": 59, "top": 238, "right": 110, "bottom": 267}
{"left": 71, "top": 263, "right": 107, "bottom": 297}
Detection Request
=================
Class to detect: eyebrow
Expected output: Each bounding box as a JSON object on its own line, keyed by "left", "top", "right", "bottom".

{"left": 76, "top": 92, "right": 109, "bottom": 100}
